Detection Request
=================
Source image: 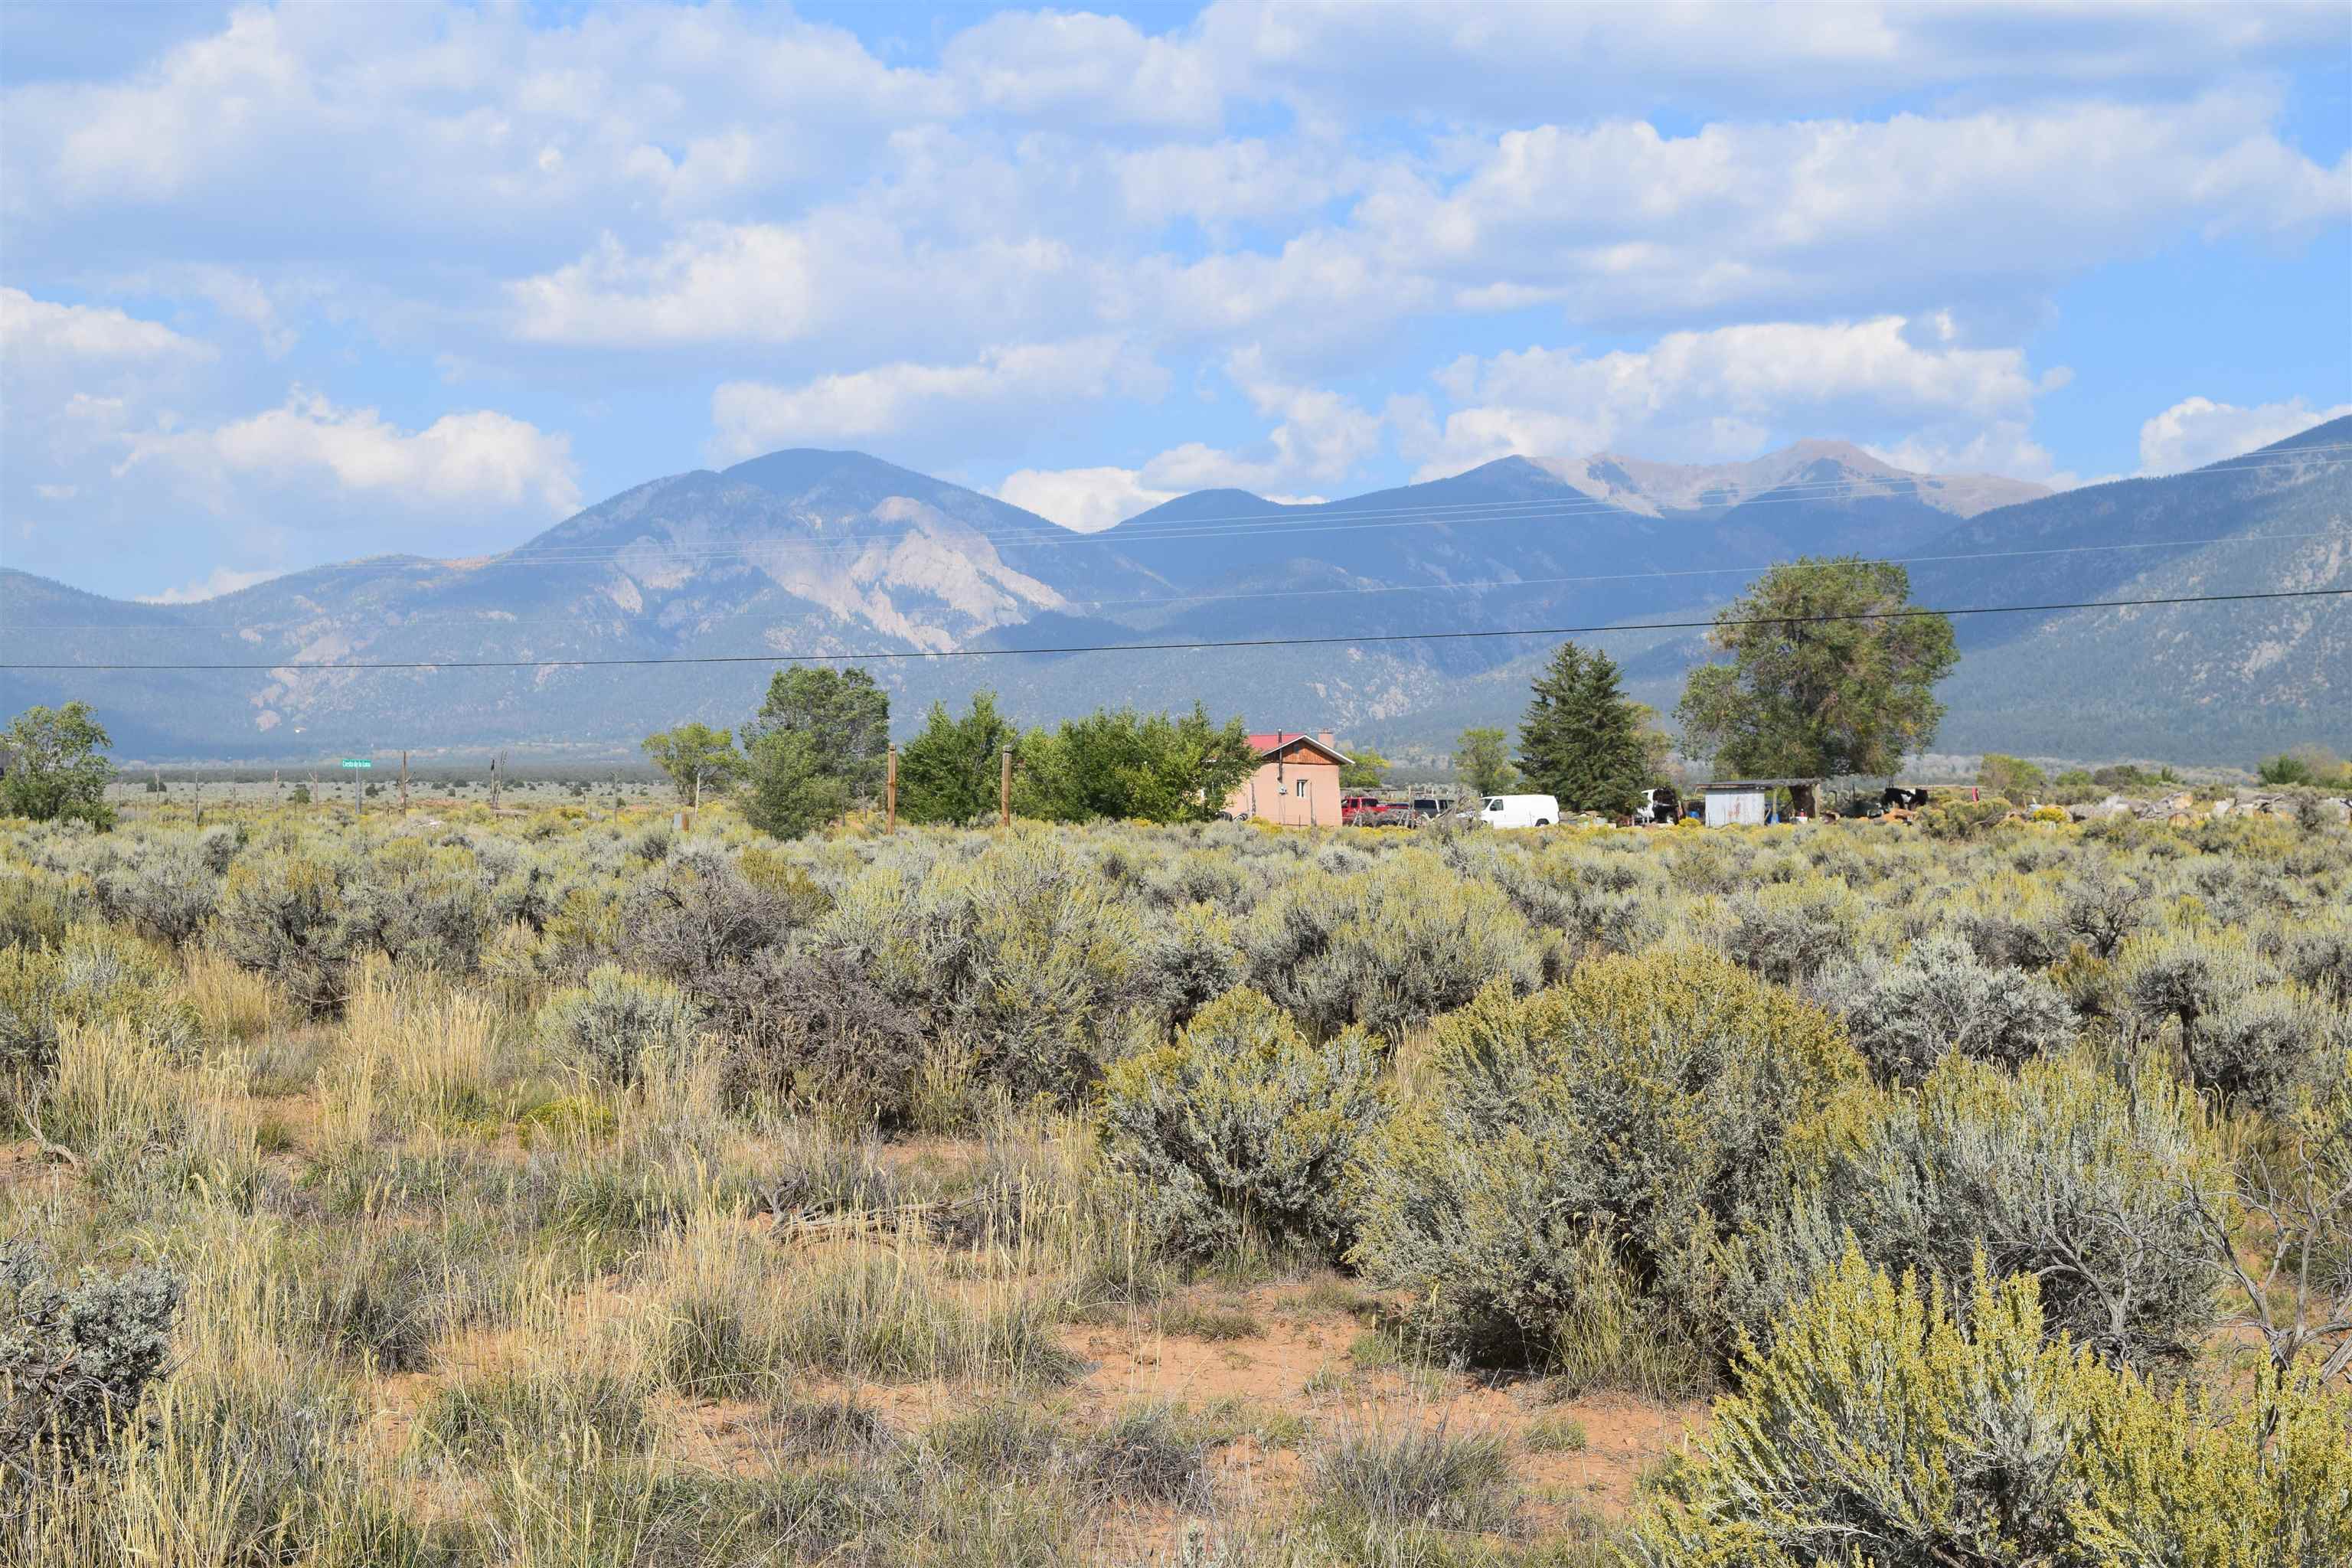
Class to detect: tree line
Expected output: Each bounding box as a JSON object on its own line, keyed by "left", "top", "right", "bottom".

{"left": 1455, "top": 556, "right": 1965, "bottom": 812}
{"left": 643, "top": 671, "right": 1266, "bottom": 838}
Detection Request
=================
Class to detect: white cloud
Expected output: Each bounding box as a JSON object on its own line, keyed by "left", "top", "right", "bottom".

{"left": 1345, "top": 94, "right": 2350, "bottom": 330}
{"left": 1191, "top": 0, "right": 2346, "bottom": 123}
{"left": 995, "top": 466, "right": 1180, "bottom": 532}
{"left": 137, "top": 565, "right": 285, "bottom": 604}
{"left": 1410, "top": 315, "right": 2061, "bottom": 478}
{"left": 710, "top": 338, "right": 1165, "bottom": 462}
{"left": 119, "top": 389, "right": 580, "bottom": 519}
{"left": 1130, "top": 348, "right": 1390, "bottom": 492}
{"left": 0, "top": 286, "right": 212, "bottom": 368}
{"left": 2138, "top": 396, "right": 2352, "bottom": 474}
{"left": 940, "top": 10, "right": 1222, "bottom": 130}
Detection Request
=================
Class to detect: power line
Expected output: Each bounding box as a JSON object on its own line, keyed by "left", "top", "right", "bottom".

{"left": 13, "top": 505, "right": 2350, "bottom": 636}
{"left": 17, "top": 445, "right": 2328, "bottom": 624}
{"left": 472, "top": 446, "right": 2352, "bottom": 567}
{"left": 9, "top": 531, "right": 2342, "bottom": 635}
{"left": 8, "top": 586, "right": 2344, "bottom": 673}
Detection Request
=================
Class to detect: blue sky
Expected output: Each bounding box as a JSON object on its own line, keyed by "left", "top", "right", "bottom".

{"left": 3, "top": 0, "right": 2347, "bottom": 603}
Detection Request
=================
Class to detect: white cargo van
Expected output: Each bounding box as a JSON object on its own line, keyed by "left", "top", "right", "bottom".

{"left": 1475, "top": 794, "right": 1558, "bottom": 828}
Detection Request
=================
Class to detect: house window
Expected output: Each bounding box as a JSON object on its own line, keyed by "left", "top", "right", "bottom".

{"left": 1295, "top": 779, "right": 1308, "bottom": 796}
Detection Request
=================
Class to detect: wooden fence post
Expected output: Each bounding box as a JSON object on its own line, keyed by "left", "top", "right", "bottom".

{"left": 399, "top": 751, "right": 410, "bottom": 815}
{"left": 885, "top": 745, "right": 899, "bottom": 833}
{"left": 999, "top": 746, "right": 1012, "bottom": 828}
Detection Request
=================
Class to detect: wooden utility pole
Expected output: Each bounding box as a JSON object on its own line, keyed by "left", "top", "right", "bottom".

{"left": 310, "top": 771, "right": 319, "bottom": 812}
{"left": 272, "top": 769, "right": 279, "bottom": 805}
{"left": 885, "top": 746, "right": 899, "bottom": 833}
{"left": 998, "top": 746, "right": 1013, "bottom": 828}
{"left": 489, "top": 755, "right": 502, "bottom": 812}
{"left": 398, "top": 752, "right": 410, "bottom": 814}
{"left": 193, "top": 777, "right": 203, "bottom": 829}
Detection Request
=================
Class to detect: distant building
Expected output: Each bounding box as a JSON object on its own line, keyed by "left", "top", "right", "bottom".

{"left": 1701, "top": 777, "right": 1823, "bottom": 827}
{"left": 1227, "top": 730, "right": 1349, "bottom": 825}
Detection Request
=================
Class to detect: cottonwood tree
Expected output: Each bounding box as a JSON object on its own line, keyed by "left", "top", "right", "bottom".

{"left": 1339, "top": 746, "right": 1390, "bottom": 790}
{"left": 1519, "top": 641, "right": 1651, "bottom": 815}
{"left": 1454, "top": 727, "right": 1518, "bottom": 797}
{"left": 1978, "top": 752, "right": 2047, "bottom": 800}
{"left": 1, "top": 703, "right": 117, "bottom": 828}
{"left": 1676, "top": 559, "right": 1957, "bottom": 779}
{"left": 640, "top": 722, "right": 742, "bottom": 808}
{"left": 1012, "top": 704, "right": 1256, "bottom": 822}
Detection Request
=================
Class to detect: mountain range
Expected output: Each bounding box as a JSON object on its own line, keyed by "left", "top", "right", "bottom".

{"left": 2, "top": 422, "right": 2346, "bottom": 765}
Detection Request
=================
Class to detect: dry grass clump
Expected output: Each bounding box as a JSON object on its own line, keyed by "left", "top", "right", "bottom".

{"left": 5, "top": 798, "right": 2350, "bottom": 1565}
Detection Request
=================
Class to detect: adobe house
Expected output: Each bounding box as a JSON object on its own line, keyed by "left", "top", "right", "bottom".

{"left": 1227, "top": 730, "right": 1349, "bottom": 826}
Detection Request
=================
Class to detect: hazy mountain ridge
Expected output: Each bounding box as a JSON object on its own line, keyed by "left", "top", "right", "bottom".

{"left": 3, "top": 426, "right": 2345, "bottom": 762}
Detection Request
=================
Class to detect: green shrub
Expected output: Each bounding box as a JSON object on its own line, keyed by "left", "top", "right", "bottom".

{"left": 1351, "top": 951, "right": 1862, "bottom": 1364}
{"left": 338, "top": 840, "right": 490, "bottom": 975}
{"left": 96, "top": 840, "right": 220, "bottom": 947}
{"left": 534, "top": 965, "right": 701, "bottom": 1086}
{"left": 2184, "top": 984, "right": 2341, "bottom": 1116}
{"left": 1728, "top": 1054, "right": 2226, "bottom": 1368}
{"left": 0, "top": 929, "right": 203, "bottom": 1094}
{"left": 1632, "top": 1246, "right": 2352, "bottom": 1566}
{"left": 217, "top": 852, "right": 355, "bottom": 1014}
{"left": 1098, "top": 988, "right": 1387, "bottom": 1261}
{"left": 1811, "top": 932, "right": 2073, "bottom": 1083}
{"left": 1919, "top": 795, "right": 2014, "bottom": 839}
{"left": 812, "top": 833, "right": 1144, "bottom": 1108}
{"left": 1137, "top": 900, "right": 1245, "bottom": 1029}
{"left": 1243, "top": 850, "right": 1542, "bottom": 1039}
{"left": 1721, "top": 880, "right": 1862, "bottom": 985}
{"left": 0, "top": 1246, "right": 181, "bottom": 1490}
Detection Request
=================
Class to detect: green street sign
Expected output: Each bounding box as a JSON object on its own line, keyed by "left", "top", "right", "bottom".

{"left": 340, "top": 759, "right": 373, "bottom": 769}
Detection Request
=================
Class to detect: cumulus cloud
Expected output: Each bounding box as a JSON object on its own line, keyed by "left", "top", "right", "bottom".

{"left": 1409, "top": 315, "right": 2065, "bottom": 478}
{"left": 118, "top": 389, "right": 581, "bottom": 520}
{"left": 709, "top": 338, "right": 1166, "bottom": 462}
{"left": 995, "top": 466, "right": 1180, "bottom": 532}
{"left": 2138, "top": 396, "right": 2352, "bottom": 474}
{"left": 940, "top": 9, "right": 1223, "bottom": 130}
{"left": 136, "top": 565, "right": 286, "bottom": 604}
{"left": 1346, "top": 94, "right": 2350, "bottom": 331}
{"left": 0, "top": 285, "right": 212, "bottom": 368}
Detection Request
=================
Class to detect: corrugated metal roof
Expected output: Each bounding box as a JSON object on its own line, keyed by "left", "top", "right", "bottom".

{"left": 1247, "top": 732, "right": 1352, "bottom": 765}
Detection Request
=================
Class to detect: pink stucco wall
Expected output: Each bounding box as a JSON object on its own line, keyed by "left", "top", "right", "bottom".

{"left": 1225, "top": 753, "right": 1342, "bottom": 826}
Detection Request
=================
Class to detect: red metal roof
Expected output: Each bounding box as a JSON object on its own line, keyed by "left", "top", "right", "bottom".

{"left": 1246, "top": 732, "right": 1351, "bottom": 764}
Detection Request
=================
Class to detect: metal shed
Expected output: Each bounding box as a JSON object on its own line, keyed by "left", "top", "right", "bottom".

{"left": 1701, "top": 778, "right": 1823, "bottom": 827}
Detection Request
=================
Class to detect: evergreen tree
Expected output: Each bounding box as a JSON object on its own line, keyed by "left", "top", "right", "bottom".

{"left": 744, "top": 667, "right": 890, "bottom": 802}
{"left": 898, "top": 692, "right": 1018, "bottom": 825}
{"left": 1518, "top": 642, "right": 1651, "bottom": 815}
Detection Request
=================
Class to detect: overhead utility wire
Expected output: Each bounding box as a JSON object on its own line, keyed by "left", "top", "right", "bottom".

{"left": 9, "top": 586, "right": 2343, "bottom": 673}
{"left": 501, "top": 442, "right": 2352, "bottom": 560}
{"left": 482, "top": 448, "right": 2352, "bottom": 566}
{"left": 11, "top": 526, "right": 2349, "bottom": 634}
{"left": 19, "top": 449, "right": 2344, "bottom": 629}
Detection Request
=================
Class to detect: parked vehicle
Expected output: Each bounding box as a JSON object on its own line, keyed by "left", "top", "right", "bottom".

{"left": 1632, "top": 787, "right": 1680, "bottom": 825}
{"left": 1474, "top": 793, "right": 1559, "bottom": 828}
{"left": 1341, "top": 795, "right": 1393, "bottom": 825}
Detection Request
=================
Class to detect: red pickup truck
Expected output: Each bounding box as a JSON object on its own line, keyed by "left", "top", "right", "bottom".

{"left": 1341, "top": 795, "right": 1402, "bottom": 825}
